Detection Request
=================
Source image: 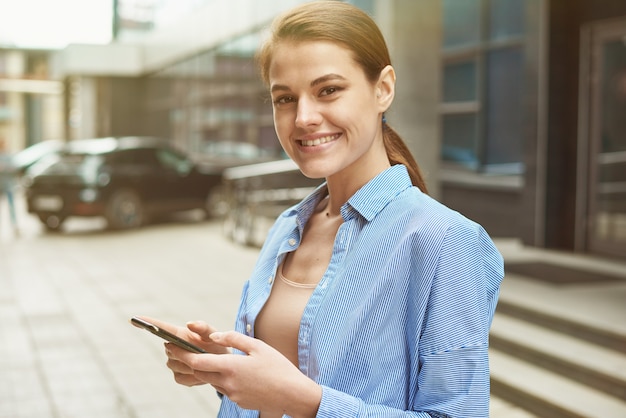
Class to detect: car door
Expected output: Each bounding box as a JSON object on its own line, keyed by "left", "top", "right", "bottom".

{"left": 110, "top": 148, "right": 164, "bottom": 206}
{"left": 153, "top": 148, "right": 206, "bottom": 210}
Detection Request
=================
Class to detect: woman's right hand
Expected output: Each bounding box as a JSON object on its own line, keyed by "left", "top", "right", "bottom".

{"left": 135, "top": 316, "right": 230, "bottom": 386}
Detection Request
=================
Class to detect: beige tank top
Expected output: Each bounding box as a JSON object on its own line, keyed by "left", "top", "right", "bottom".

{"left": 255, "top": 259, "right": 316, "bottom": 367}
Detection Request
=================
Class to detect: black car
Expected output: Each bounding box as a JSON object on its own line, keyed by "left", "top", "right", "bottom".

{"left": 25, "top": 136, "right": 223, "bottom": 231}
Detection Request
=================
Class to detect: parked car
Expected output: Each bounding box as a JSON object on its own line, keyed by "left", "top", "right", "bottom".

{"left": 24, "top": 136, "right": 223, "bottom": 231}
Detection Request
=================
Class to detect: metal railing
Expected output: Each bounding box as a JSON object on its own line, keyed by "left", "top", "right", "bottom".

{"left": 222, "top": 159, "right": 322, "bottom": 246}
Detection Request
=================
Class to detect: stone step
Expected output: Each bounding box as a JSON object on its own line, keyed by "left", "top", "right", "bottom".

{"left": 490, "top": 349, "right": 626, "bottom": 418}
{"left": 495, "top": 300, "right": 626, "bottom": 354}
{"left": 490, "top": 396, "right": 538, "bottom": 417}
{"left": 490, "top": 313, "right": 626, "bottom": 401}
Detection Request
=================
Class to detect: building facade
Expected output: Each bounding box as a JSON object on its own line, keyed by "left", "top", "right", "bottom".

{"left": 51, "top": 0, "right": 626, "bottom": 259}
{"left": 0, "top": 49, "right": 64, "bottom": 153}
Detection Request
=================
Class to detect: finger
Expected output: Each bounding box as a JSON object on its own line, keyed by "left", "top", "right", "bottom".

{"left": 166, "top": 343, "right": 231, "bottom": 377}
{"left": 166, "top": 342, "right": 209, "bottom": 367}
{"left": 173, "top": 371, "right": 205, "bottom": 387}
{"left": 186, "top": 321, "right": 219, "bottom": 342}
{"left": 210, "top": 331, "right": 258, "bottom": 354}
{"left": 165, "top": 343, "right": 193, "bottom": 369}
{"left": 163, "top": 341, "right": 220, "bottom": 390}
{"left": 166, "top": 357, "right": 195, "bottom": 375}
{"left": 165, "top": 342, "right": 196, "bottom": 361}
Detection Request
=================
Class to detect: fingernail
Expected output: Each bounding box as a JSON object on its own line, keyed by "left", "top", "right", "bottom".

{"left": 210, "top": 332, "right": 223, "bottom": 340}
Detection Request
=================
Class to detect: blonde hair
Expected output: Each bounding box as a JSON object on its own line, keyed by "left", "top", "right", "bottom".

{"left": 257, "top": 1, "right": 428, "bottom": 193}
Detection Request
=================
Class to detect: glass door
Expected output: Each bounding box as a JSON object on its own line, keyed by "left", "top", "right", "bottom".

{"left": 584, "top": 18, "right": 626, "bottom": 258}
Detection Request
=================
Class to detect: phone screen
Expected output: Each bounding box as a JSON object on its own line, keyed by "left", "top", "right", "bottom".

{"left": 130, "top": 316, "right": 208, "bottom": 354}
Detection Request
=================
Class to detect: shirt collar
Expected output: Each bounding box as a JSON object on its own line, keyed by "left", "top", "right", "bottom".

{"left": 347, "top": 164, "right": 413, "bottom": 221}
{"left": 287, "top": 164, "right": 413, "bottom": 224}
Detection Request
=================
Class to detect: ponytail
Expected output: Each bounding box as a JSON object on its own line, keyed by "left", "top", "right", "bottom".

{"left": 383, "top": 122, "right": 428, "bottom": 194}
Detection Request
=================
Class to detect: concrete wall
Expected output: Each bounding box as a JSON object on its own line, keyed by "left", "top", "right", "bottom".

{"left": 378, "top": 0, "right": 442, "bottom": 198}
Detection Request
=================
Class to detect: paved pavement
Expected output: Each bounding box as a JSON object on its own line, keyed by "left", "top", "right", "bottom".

{"left": 1, "top": 192, "right": 624, "bottom": 417}
{"left": 1, "top": 195, "right": 260, "bottom": 417}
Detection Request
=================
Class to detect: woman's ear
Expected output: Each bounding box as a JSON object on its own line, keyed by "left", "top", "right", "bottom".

{"left": 376, "top": 65, "right": 396, "bottom": 112}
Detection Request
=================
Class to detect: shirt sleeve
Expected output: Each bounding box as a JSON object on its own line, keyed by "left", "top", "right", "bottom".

{"left": 412, "top": 223, "right": 503, "bottom": 416}
{"left": 316, "top": 223, "right": 503, "bottom": 418}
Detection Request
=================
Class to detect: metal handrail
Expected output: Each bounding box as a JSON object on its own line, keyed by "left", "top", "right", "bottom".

{"left": 222, "top": 158, "right": 321, "bottom": 246}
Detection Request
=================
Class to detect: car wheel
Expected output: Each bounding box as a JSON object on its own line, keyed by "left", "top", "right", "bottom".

{"left": 105, "top": 189, "right": 144, "bottom": 230}
{"left": 38, "top": 214, "right": 65, "bottom": 232}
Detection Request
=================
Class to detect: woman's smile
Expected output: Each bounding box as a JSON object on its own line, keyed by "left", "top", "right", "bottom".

{"left": 297, "top": 133, "right": 341, "bottom": 148}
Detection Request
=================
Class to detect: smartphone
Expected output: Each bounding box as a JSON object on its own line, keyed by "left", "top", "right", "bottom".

{"left": 130, "top": 316, "right": 207, "bottom": 354}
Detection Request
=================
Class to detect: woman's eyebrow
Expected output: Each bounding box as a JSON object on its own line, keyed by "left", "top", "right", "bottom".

{"left": 270, "top": 73, "right": 347, "bottom": 93}
{"left": 311, "top": 73, "right": 346, "bottom": 87}
{"left": 270, "top": 84, "right": 290, "bottom": 93}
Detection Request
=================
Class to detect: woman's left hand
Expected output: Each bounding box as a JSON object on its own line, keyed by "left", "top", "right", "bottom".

{"left": 165, "top": 331, "right": 322, "bottom": 418}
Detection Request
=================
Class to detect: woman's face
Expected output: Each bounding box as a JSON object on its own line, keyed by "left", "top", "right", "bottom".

{"left": 268, "top": 40, "right": 393, "bottom": 185}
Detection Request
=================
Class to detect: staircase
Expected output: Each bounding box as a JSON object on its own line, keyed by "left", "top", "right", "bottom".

{"left": 488, "top": 267, "right": 626, "bottom": 417}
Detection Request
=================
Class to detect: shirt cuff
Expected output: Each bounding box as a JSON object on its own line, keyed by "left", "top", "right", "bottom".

{"left": 316, "top": 385, "right": 360, "bottom": 417}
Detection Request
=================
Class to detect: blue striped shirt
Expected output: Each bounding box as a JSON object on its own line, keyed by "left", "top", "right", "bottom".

{"left": 218, "top": 164, "right": 504, "bottom": 417}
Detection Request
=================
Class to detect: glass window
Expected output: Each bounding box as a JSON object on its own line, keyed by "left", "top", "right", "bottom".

{"left": 156, "top": 148, "right": 192, "bottom": 174}
{"left": 489, "top": 0, "right": 525, "bottom": 41}
{"left": 601, "top": 39, "right": 626, "bottom": 153}
{"left": 486, "top": 47, "right": 524, "bottom": 165}
{"left": 442, "top": 114, "right": 479, "bottom": 168}
{"left": 589, "top": 27, "right": 626, "bottom": 253}
{"left": 443, "top": 0, "right": 482, "bottom": 48}
{"left": 144, "top": 27, "right": 284, "bottom": 157}
{"left": 441, "top": 0, "right": 529, "bottom": 173}
{"left": 349, "top": 0, "right": 375, "bottom": 15}
{"left": 443, "top": 61, "right": 477, "bottom": 102}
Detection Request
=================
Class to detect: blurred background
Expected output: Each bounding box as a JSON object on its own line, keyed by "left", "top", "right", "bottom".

{"left": 0, "top": 0, "right": 624, "bottom": 258}
{"left": 1, "top": 1, "right": 625, "bottom": 417}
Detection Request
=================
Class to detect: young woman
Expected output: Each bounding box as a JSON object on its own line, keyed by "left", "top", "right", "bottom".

{"left": 143, "top": 2, "right": 504, "bottom": 417}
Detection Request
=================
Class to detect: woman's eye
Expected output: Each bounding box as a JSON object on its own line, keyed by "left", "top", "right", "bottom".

{"left": 273, "top": 96, "right": 296, "bottom": 106}
{"left": 320, "top": 86, "right": 340, "bottom": 96}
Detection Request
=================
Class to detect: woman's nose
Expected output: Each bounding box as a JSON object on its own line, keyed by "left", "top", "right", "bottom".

{"left": 295, "top": 97, "right": 322, "bottom": 128}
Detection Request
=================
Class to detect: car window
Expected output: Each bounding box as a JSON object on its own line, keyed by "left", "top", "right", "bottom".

{"left": 109, "top": 149, "right": 159, "bottom": 166}
{"left": 45, "top": 153, "right": 99, "bottom": 171}
{"left": 42, "top": 153, "right": 103, "bottom": 183}
{"left": 155, "top": 149, "right": 192, "bottom": 175}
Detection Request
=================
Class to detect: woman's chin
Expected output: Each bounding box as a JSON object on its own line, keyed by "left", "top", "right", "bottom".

{"left": 295, "top": 163, "right": 333, "bottom": 180}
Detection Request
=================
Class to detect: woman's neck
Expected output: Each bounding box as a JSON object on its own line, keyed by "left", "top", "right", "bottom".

{"left": 323, "top": 161, "right": 391, "bottom": 217}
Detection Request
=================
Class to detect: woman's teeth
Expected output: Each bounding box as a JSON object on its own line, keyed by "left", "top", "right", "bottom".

{"left": 301, "top": 135, "right": 338, "bottom": 147}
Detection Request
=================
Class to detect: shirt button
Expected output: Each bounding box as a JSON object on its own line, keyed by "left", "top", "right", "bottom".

{"left": 268, "top": 276, "right": 274, "bottom": 284}
{"left": 246, "top": 323, "right": 252, "bottom": 334}
{"left": 288, "top": 238, "right": 297, "bottom": 246}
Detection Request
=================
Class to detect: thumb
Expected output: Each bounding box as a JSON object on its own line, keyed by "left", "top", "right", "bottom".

{"left": 210, "top": 331, "right": 257, "bottom": 354}
{"left": 186, "top": 321, "right": 218, "bottom": 342}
